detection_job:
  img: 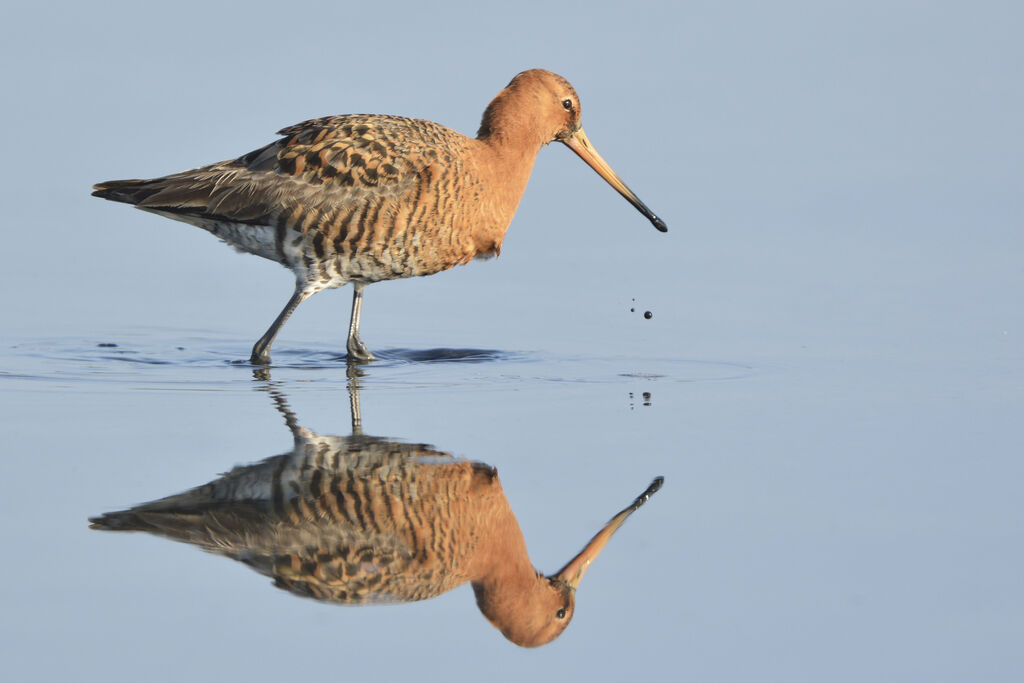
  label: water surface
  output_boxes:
[3,326,1020,681]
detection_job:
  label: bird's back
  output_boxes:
[93,114,496,287]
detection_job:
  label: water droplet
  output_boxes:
[643,311,653,319]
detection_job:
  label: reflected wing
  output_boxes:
[90,440,484,604]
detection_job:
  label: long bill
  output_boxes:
[551,476,664,589]
[561,129,668,233]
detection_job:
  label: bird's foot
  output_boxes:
[250,350,271,365]
[250,341,272,366]
[346,337,376,363]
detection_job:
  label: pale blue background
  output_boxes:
[1,1,1021,681]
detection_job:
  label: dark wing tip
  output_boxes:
[91,179,149,203]
[88,515,110,530]
[88,511,147,531]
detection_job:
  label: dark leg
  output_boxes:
[250,287,311,365]
[346,376,364,435]
[346,282,376,361]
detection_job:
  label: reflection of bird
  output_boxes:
[92,69,666,363]
[90,384,663,647]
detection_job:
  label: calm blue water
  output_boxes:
[3,2,1023,681]
[3,324,1021,681]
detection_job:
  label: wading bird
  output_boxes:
[93,69,666,363]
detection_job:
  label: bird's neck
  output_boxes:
[464,88,551,256]
[465,477,545,623]
[465,476,537,581]
[472,126,544,245]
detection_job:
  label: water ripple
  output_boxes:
[2,333,755,392]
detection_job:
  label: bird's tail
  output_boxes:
[91,178,167,206]
[88,509,169,532]
[88,479,228,532]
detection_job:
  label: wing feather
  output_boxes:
[93,114,468,229]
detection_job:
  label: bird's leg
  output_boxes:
[346,376,364,435]
[346,282,376,362]
[250,287,311,365]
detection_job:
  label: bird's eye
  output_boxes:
[561,99,573,111]
[556,608,567,619]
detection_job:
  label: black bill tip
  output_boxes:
[638,205,668,232]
